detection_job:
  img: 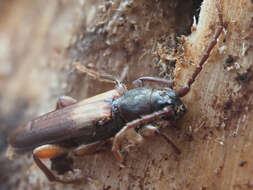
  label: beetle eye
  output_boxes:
[176,104,186,115]
[180,104,186,112]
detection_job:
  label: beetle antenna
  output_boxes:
[177,5,224,97]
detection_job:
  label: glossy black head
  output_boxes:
[150,88,186,119]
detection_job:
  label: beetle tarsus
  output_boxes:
[112,142,124,163]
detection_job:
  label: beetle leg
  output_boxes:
[133,76,174,88]
[56,96,77,109]
[112,106,173,163]
[74,62,125,91]
[33,144,68,159]
[33,145,83,184]
[74,140,111,156]
[138,125,181,154]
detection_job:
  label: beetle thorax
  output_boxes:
[115,88,186,122]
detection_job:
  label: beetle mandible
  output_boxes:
[8,7,224,184]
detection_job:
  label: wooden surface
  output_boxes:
[0,0,252,189]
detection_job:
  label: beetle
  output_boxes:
[8,7,224,184]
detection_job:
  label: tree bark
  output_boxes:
[0,0,252,189]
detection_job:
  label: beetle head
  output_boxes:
[151,88,186,119]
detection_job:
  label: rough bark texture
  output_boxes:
[0,0,252,189]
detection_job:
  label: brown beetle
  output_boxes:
[7,6,224,184]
